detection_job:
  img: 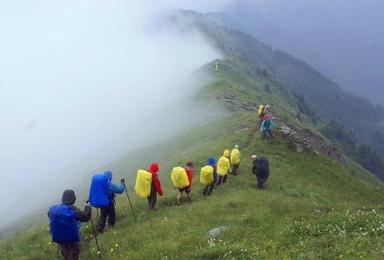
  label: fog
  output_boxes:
[0,1,221,228]
[220,0,384,105]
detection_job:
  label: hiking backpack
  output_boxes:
[200,165,214,185]
[171,166,190,189]
[257,105,265,117]
[48,204,80,243]
[135,170,153,198]
[89,174,110,207]
[217,156,231,176]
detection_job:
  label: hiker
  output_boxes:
[251,155,270,189]
[178,161,193,204]
[257,104,267,126]
[230,145,241,175]
[89,171,124,233]
[171,162,192,205]
[216,149,231,185]
[261,114,273,139]
[48,189,92,260]
[201,157,216,196]
[148,162,163,211]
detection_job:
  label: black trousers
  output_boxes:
[96,203,116,232]
[231,164,240,175]
[59,243,80,260]
[203,183,214,196]
[147,185,157,210]
[216,175,228,185]
[256,172,269,189]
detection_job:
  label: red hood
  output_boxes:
[148,162,159,174]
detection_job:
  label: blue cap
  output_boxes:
[207,157,215,166]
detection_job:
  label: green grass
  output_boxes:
[2,112,384,259]
[1,59,384,259]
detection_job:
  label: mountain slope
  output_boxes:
[173,10,384,180]
[1,54,384,259]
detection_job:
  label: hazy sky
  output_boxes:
[221,0,384,105]
[0,0,219,228]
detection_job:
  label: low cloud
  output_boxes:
[0,0,219,228]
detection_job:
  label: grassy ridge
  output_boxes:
[1,60,384,259]
[1,112,384,259]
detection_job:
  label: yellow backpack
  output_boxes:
[200,165,214,185]
[257,105,265,117]
[217,156,231,176]
[171,166,190,189]
[230,149,241,165]
[135,170,153,198]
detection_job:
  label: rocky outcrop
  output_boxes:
[220,95,256,111]
[276,120,345,164]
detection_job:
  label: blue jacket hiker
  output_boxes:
[48,189,92,260]
[89,171,124,233]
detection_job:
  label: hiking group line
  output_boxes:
[47,105,273,260]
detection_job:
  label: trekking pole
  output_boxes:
[86,201,101,259]
[90,217,102,259]
[122,180,137,221]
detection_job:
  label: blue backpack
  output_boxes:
[89,174,110,207]
[48,204,80,243]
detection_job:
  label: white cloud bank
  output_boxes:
[0,0,219,228]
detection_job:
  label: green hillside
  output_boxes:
[176,11,384,180]
[1,56,384,259]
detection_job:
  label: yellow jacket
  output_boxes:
[217,156,231,176]
[230,149,241,165]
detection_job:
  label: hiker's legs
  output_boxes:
[223,174,228,183]
[258,119,263,129]
[96,206,109,232]
[213,172,218,185]
[59,243,70,260]
[186,188,192,201]
[147,186,157,210]
[203,185,208,195]
[261,129,266,139]
[232,164,239,175]
[108,203,116,227]
[152,193,157,210]
[257,171,268,189]
[207,183,214,195]
[176,190,182,205]
[217,175,223,185]
[60,243,80,260]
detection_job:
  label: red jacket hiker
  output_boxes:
[185,166,193,189]
[148,162,163,196]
